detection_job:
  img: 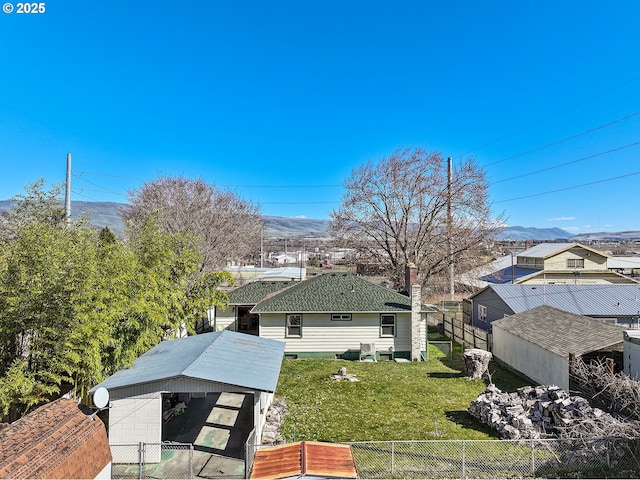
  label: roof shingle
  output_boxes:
[251,273,413,313]
[492,305,625,358]
[0,398,111,479]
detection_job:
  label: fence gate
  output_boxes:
[111,442,193,479]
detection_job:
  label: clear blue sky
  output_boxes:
[2,1,639,233]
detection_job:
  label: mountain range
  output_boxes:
[1,200,639,242]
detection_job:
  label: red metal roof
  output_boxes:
[250,440,358,479]
[0,398,112,479]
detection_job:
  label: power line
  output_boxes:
[492,141,640,184]
[494,169,640,204]
[484,111,640,167]
[460,76,640,158]
[72,173,128,199]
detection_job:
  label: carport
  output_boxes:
[90,330,285,475]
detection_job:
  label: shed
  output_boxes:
[90,330,285,463]
[492,305,625,390]
[623,330,640,380]
[0,398,112,479]
[250,441,358,479]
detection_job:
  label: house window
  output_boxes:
[380,314,396,337]
[286,314,302,337]
[331,313,352,321]
[478,304,487,323]
[567,258,584,269]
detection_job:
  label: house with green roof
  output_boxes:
[216,273,438,361]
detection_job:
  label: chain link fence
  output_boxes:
[346,437,640,479]
[111,442,193,479]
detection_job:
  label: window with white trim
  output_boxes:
[286,314,302,337]
[478,304,487,323]
[380,313,396,337]
[331,313,352,321]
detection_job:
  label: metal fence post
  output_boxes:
[190,443,194,479]
[531,438,535,474]
[461,440,465,479]
[391,441,395,474]
[138,442,144,480]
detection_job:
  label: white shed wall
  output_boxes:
[493,327,569,389]
[259,312,413,353]
[624,337,640,380]
[109,393,163,462]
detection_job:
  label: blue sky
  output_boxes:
[1,1,639,233]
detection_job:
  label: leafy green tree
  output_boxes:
[0,183,233,414]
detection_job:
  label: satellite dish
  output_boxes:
[93,387,110,409]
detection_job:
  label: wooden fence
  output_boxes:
[442,314,492,351]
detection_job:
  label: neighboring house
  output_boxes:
[608,257,640,278]
[466,283,640,332]
[0,398,112,479]
[250,441,358,479]
[623,330,640,380]
[90,331,285,463]
[223,266,306,285]
[249,273,437,361]
[268,252,299,266]
[459,243,639,289]
[492,305,625,390]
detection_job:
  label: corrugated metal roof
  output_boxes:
[251,273,414,313]
[90,331,285,393]
[250,441,358,479]
[227,281,297,305]
[488,284,640,316]
[609,257,640,270]
[493,305,625,358]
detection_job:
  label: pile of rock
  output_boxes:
[330,366,359,382]
[261,397,287,444]
[469,384,619,439]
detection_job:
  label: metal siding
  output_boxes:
[491,284,640,317]
[107,379,250,399]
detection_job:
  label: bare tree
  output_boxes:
[122,176,263,272]
[329,147,503,289]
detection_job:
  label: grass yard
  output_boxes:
[274,344,529,443]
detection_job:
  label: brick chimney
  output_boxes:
[404,264,418,295]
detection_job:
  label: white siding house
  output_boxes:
[250,273,435,361]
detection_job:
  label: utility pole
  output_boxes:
[447,157,454,300]
[64,153,72,224]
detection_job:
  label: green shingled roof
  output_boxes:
[227,281,297,305]
[251,273,413,313]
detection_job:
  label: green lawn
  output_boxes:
[274,344,529,443]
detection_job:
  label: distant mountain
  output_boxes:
[2,200,639,242]
[494,226,573,241]
[263,216,330,238]
[0,200,329,239]
[0,200,128,237]
[570,231,640,242]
